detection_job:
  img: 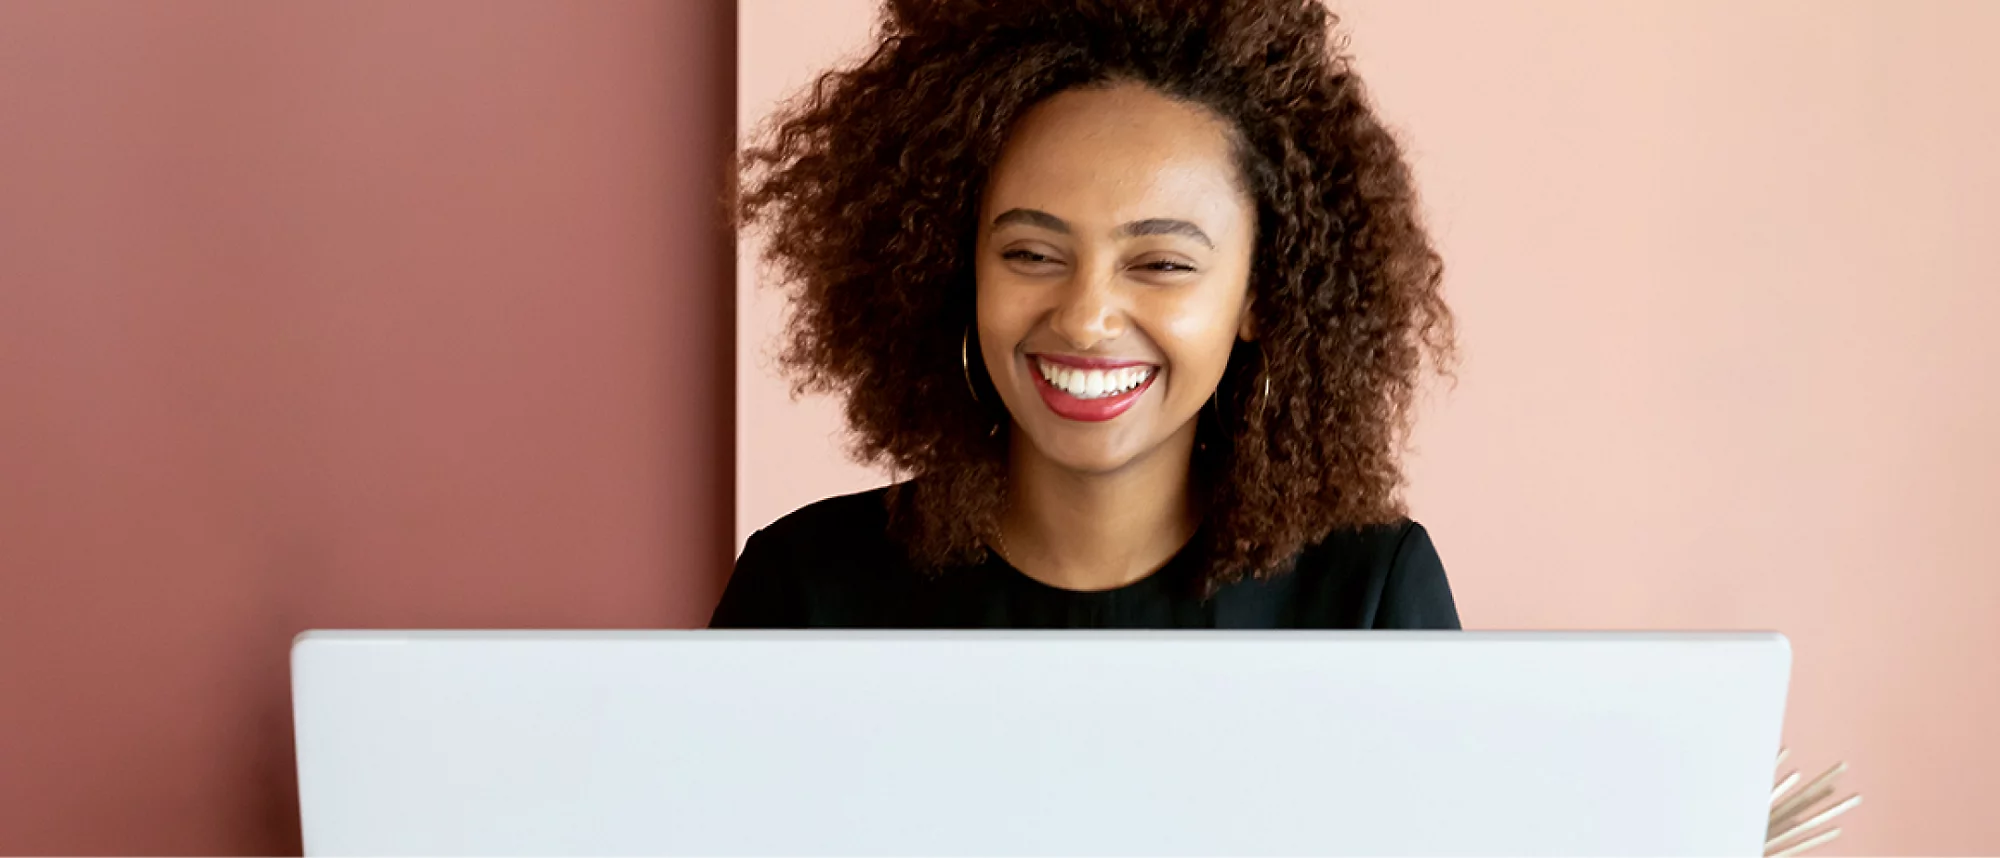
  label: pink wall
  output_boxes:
[737,1,2000,853]
[0,0,735,852]
[734,0,891,549]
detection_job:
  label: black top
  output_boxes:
[712,486,1461,629]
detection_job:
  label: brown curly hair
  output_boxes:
[738,0,1454,591]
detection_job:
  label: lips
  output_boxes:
[1028,354,1159,422]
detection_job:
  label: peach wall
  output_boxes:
[735,0,895,547]
[0,1,735,852]
[737,1,2000,853]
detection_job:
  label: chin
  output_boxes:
[1025,433,1151,476]
[1048,451,1138,476]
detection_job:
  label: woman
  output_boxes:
[717,0,1458,628]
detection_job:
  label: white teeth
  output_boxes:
[1035,358,1155,400]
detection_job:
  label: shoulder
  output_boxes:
[1306,518,1436,572]
[1290,518,1461,629]
[709,485,902,628]
[750,484,896,553]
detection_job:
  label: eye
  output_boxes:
[1000,248,1067,273]
[1002,249,1055,264]
[1136,259,1197,274]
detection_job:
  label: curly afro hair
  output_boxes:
[738,0,1455,591]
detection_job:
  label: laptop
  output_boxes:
[291,630,1790,856]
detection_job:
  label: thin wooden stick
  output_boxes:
[1771,762,1846,822]
[1771,771,1800,804]
[1767,794,1862,852]
[1770,826,1840,857]
[1770,784,1834,835]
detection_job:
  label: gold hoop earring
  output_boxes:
[961,325,981,406]
[1209,375,1272,416]
[963,325,1003,438]
[1209,359,1273,428]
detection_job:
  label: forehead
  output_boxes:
[981,83,1252,230]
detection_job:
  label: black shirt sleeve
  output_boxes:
[1373,521,1462,630]
[710,529,806,628]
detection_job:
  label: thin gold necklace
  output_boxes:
[990,526,1014,565]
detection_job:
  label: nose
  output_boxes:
[1047,268,1125,351]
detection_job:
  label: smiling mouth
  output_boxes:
[1033,357,1158,399]
[1028,355,1159,423]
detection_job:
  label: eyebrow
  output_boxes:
[990,208,1214,249]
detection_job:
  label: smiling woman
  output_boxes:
[718,0,1458,627]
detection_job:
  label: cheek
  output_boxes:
[975,271,1033,339]
[1152,289,1248,387]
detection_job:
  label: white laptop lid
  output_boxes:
[292,630,1790,856]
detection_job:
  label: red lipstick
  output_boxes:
[1027,354,1159,423]
[1034,353,1155,370]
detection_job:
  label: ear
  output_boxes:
[1236,291,1258,342]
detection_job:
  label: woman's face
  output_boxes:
[976,82,1257,476]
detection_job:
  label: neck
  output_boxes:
[1000,423,1200,591]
